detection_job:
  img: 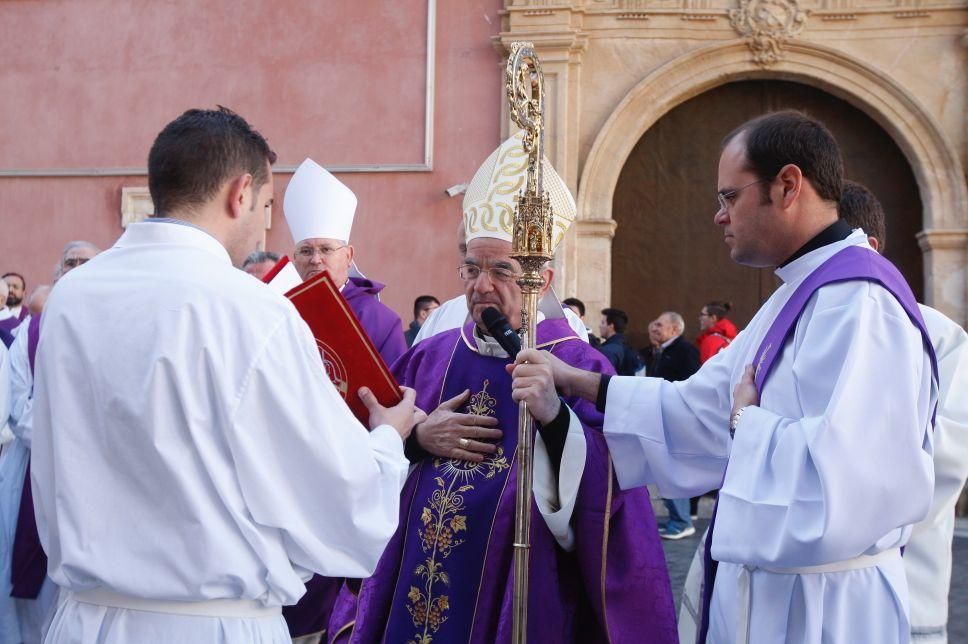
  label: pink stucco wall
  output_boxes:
[0,0,504,321]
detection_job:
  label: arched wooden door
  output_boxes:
[610,80,923,350]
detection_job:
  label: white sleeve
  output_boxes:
[228,314,410,579]
[603,353,735,498]
[7,332,32,446]
[715,287,935,568]
[533,406,586,550]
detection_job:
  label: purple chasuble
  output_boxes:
[283,277,406,638]
[329,318,677,644]
[11,314,45,599]
[343,276,407,367]
[695,245,939,644]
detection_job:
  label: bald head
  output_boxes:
[652,311,685,343]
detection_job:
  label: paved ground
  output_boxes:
[654,495,968,639]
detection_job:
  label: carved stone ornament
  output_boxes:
[729,0,808,67]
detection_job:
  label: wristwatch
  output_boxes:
[729,406,747,438]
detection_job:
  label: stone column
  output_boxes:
[917,229,968,327]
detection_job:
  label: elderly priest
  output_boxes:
[327,131,678,643]
[284,158,407,366]
[29,107,421,644]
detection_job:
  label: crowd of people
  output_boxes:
[0,105,964,644]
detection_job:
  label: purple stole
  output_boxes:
[0,315,20,336]
[11,314,46,599]
[695,245,939,644]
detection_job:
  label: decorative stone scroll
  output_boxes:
[729,0,808,66]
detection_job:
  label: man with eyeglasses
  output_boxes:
[284,158,407,371]
[511,110,938,644]
[326,131,677,643]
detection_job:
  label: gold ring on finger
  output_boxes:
[459,438,470,449]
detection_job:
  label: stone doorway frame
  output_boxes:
[570,40,968,326]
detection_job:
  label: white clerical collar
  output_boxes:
[8,304,22,318]
[774,229,871,286]
[473,329,509,358]
[119,218,232,265]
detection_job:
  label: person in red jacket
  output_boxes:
[696,300,738,364]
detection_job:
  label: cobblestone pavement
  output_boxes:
[655,496,968,640]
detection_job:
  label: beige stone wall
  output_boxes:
[497,0,968,326]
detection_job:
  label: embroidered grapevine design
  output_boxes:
[406,380,510,643]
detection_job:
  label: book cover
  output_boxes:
[264,259,402,424]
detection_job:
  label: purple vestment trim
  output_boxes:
[343,277,407,367]
[11,314,45,599]
[695,245,940,644]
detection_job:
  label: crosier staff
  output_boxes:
[505,41,555,644]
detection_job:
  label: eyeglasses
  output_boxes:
[458,264,521,283]
[296,245,347,259]
[717,178,771,212]
[63,257,90,269]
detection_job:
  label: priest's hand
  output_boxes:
[508,348,601,404]
[414,389,502,463]
[508,349,562,425]
[731,364,760,418]
[360,386,426,440]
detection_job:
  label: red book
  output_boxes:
[264,258,402,424]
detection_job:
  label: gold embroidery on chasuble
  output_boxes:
[406,380,510,644]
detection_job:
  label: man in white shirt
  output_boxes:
[512,110,937,643]
[30,106,422,644]
[838,179,968,643]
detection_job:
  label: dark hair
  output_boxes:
[242,250,281,269]
[839,180,887,252]
[148,106,277,217]
[704,300,732,320]
[601,308,629,334]
[723,110,844,204]
[562,297,586,317]
[413,295,440,320]
[2,272,25,289]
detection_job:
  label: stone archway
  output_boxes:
[570,39,968,325]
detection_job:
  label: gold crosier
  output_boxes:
[506,42,555,644]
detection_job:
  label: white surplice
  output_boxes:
[905,305,968,643]
[0,328,58,644]
[604,231,936,644]
[30,220,410,643]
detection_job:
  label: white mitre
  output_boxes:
[461,130,576,249]
[283,158,357,244]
